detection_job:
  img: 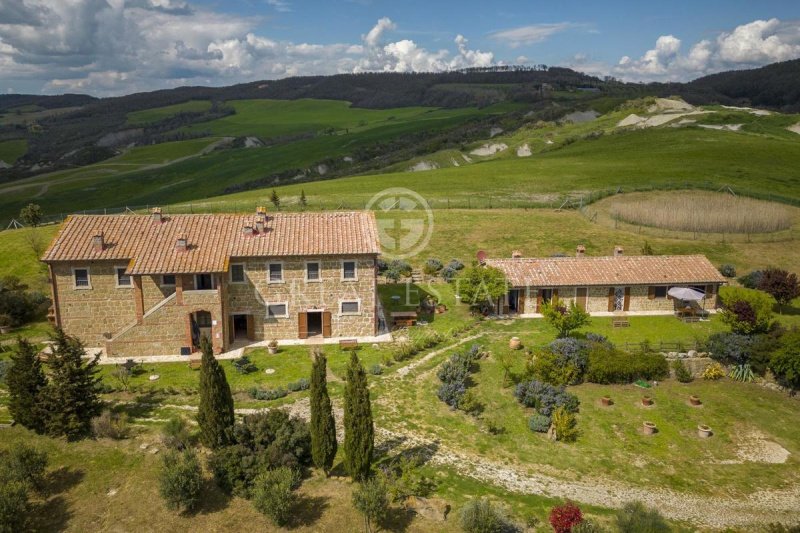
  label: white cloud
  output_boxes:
[613,18,800,81]
[489,23,577,48]
[0,3,496,95]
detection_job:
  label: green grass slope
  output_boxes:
[0,139,27,163]
[126,100,212,125]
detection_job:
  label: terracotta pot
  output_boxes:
[0,326,10,335]
[509,337,521,350]
[436,304,447,314]
[268,346,278,355]
[689,395,702,406]
[697,425,713,438]
[601,396,613,406]
[643,421,657,435]
[641,396,654,406]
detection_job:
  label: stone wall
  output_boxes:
[519,284,719,314]
[51,261,138,347]
[226,255,377,339]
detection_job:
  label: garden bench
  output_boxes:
[391,311,418,328]
[188,356,202,369]
[339,339,359,351]
[612,318,630,328]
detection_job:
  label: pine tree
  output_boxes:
[40,329,102,440]
[270,189,281,209]
[7,337,47,432]
[299,190,307,209]
[343,352,373,481]
[196,336,234,449]
[310,349,337,475]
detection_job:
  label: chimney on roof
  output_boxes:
[511,250,523,259]
[255,218,265,234]
[151,207,163,224]
[242,224,255,237]
[256,206,267,219]
[614,246,624,257]
[176,235,188,252]
[91,232,104,252]
[576,244,586,258]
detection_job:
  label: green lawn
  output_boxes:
[127,100,212,125]
[0,138,27,163]
[0,225,57,291]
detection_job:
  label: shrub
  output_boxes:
[249,386,288,401]
[572,520,604,532]
[437,380,467,409]
[441,265,459,282]
[738,270,764,289]
[528,413,551,433]
[0,444,48,492]
[514,380,580,417]
[0,481,29,533]
[91,409,129,440]
[376,259,388,273]
[455,266,508,310]
[352,477,389,533]
[368,364,383,375]
[458,390,484,415]
[769,329,800,391]
[0,360,8,385]
[252,466,299,526]
[528,349,582,386]
[672,360,693,383]
[231,356,257,374]
[459,498,510,533]
[161,416,192,450]
[210,410,311,496]
[542,302,590,338]
[437,344,482,409]
[549,338,590,375]
[423,258,444,276]
[702,362,725,380]
[551,406,579,442]
[388,259,412,277]
[758,268,800,309]
[707,332,754,366]
[0,276,50,327]
[719,286,775,335]
[718,264,737,278]
[287,378,309,392]
[158,449,203,513]
[729,363,755,382]
[549,501,583,533]
[615,501,670,533]
[585,346,668,384]
[447,258,465,271]
[385,268,402,283]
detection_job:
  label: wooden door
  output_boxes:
[298,312,308,339]
[576,288,588,311]
[518,292,526,314]
[623,287,631,311]
[552,288,559,305]
[228,316,235,344]
[607,288,615,312]
[246,314,255,341]
[322,311,332,338]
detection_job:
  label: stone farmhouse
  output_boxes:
[486,246,727,316]
[41,208,381,357]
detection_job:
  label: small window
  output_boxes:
[342,260,357,280]
[74,268,90,288]
[306,262,320,281]
[115,267,131,287]
[230,263,245,284]
[654,286,668,299]
[161,274,176,286]
[269,263,283,282]
[340,301,360,314]
[195,312,212,328]
[267,303,288,318]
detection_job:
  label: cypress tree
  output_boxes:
[7,337,47,432]
[40,328,102,440]
[309,349,337,475]
[196,336,235,449]
[343,352,373,481]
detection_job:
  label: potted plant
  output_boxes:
[697,424,713,438]
[643,421,657,435]
[509,337,522,350]
[0,314,12,335]
[689,395,702,406]
[641,395,654,406]
[267,339,279,355]
[601,395,613,406]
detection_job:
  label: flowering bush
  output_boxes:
[514,379,579,417]
[702,362,725,380]
[549,501,583,533]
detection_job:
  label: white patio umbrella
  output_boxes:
[667,287,705,301]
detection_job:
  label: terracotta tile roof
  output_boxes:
[486,255,726,287]
[42,212,380,274]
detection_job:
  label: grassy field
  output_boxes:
[127,100,212,125]
[0,139,27,163]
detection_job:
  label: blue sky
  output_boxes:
[0,0,798,95]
